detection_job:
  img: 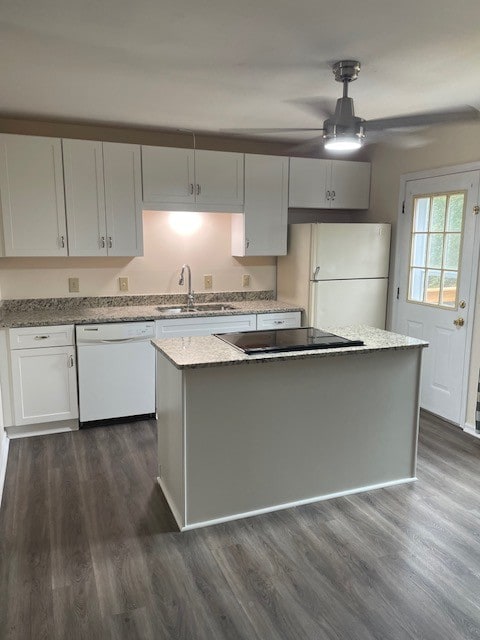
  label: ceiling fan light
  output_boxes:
[323,118,365,152]
[324,138,362,151]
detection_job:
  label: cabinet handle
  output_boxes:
[273,320,285,325]
[189,183,194,195]
[68,355,74,368]
[108,236,113,249]
[331,190,336,200]
[196,184,201,196]
[34,335,50,340]
[326,190,331,201]
[60,235,65,248]
[100,236,106,248]
[246,238,250,249]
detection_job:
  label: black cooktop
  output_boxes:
[214,327,364,354]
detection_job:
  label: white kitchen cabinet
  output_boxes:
[142,146,244,212]
[289,157,370,209]
[9,325,78,427]
[256,311,302,330]
[0,134,67,256]
[231,154,289,257]
[64,140,143,256]
[156,314,256,338]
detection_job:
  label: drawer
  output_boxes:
[256,312,302,330]
[9,325,75,349]
[156,314,256,338]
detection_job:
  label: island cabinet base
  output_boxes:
[156,348,422,531]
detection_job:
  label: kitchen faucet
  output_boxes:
[179,264,195,308]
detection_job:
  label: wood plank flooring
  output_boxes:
[1,412,480,639]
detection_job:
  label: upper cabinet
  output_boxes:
[232,154,289,257]
[142,146,244,212]
[289,158,371,209]
[0,134,68,256]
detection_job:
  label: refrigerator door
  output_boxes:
[310,279,389,329]
[312,223,391,280]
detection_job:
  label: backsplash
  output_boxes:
[0,290,275,312]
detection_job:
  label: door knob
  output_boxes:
[453,317,465,327]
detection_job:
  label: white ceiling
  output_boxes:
[1,0,479,144]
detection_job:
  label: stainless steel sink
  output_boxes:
[156,303,237,314]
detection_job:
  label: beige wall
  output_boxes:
[0,211,275,298]
[366,120,480,428]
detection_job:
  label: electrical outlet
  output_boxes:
[204,274,213,289]
[242,274,251,287]
[119,277,129,292]
[68,277,80,293]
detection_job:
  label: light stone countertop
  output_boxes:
[0,299,303,329]
[151,325,428,369]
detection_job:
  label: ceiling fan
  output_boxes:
[229,60,480,152]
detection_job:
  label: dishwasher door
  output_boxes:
[76,323,155,423]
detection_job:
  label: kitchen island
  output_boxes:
[152,326,427,531]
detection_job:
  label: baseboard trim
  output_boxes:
[0,431,10,508]
[6,420,79,439]
[462,422,480,440]
[174,476,417,532]
[156,476,184,531]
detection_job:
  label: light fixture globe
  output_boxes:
[323,117,365,151]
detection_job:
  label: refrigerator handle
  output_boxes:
[312,266,320,281]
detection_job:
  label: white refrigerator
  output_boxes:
[277,223,391,329]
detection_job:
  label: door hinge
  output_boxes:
[396,287,400,300]
[473,204,480,215]
[402,201,405,214]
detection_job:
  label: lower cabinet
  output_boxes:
[9,325,78,427]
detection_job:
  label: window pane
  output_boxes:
[413,198,430,232]
[426,270,441,304]
[427,234,444,268]
[441,271,458,307]
[430,195,446,232]
[409,268,425,302]
[444,234,461,270]
[446,193,464,231]
[411,233,427,267]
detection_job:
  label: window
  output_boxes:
[408,191,465,308]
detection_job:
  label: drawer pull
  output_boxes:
[68,355,74,368]
[34,335,50,340]
[273,320,285,325]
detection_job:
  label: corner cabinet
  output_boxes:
[231,154,289,257]
[63,139,143,257]
[289,158,371,209]
[0,134,68,256]
[142,146,244,212]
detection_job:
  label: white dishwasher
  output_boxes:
[76,322,155,425]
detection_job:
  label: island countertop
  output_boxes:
[152,325,428,369]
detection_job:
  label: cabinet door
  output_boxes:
[329,160,371,209]
[156,315,256,337]
[0,134,67,256]
[103,142,143,256]
[63,139,107,256]
[194,150,244,208]
[288,157,329,208]
[10,346,78,426]
[232,154,288,256]
[142,146,195,205]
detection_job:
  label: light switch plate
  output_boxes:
[68,277,80,293]
[204,274,213,289]
[119,277,129,292]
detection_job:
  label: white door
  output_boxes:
[393,171,480,424]
[10,346,78,425]
[63,139,107,256]
[194,150,244,208]
[0,134,67,256]
[142,146,195,205]
[288,157,329,208]
[103,142,143,256]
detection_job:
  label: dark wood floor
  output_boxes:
[1,412,480,639]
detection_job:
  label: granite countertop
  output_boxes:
[152,325,428,369]
[0,294,303,328]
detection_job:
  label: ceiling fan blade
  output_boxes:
[288,97,336,121]
[289,138,323,154]
[367,106,480,131]
[222,128,324,134]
